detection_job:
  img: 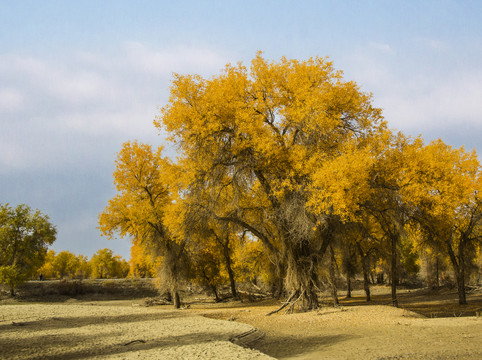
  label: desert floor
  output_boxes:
[1,286,481,359]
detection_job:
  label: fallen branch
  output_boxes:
[124,339,146,346]
[230,328,265,347]
[12,322,26,326]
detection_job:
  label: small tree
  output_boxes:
[76,254,91,279]
[99,141,187,308]
[52,251,79,279]
[0,203,56,295]
[38,250,56,279]
[90,248,116,279]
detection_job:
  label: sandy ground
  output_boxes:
[1,297,481,359]
[196,302,482,359]
[0,300,273,360]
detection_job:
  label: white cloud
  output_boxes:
[123,42,228,77]
[373,69,482,135]
[340,41,482,145]
[0,88,24,112]
[368,42,394,54]
[0,44,228,172]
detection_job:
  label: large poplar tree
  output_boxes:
[156,53,384,310]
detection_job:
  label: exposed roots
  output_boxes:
[266,289,312,316]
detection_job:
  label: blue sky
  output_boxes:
[1,0,481,259]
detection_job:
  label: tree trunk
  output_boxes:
[363,271,371,302]
[211,285,220,302]
[330,246,339,306]
[446,239,467,305]
[391,234,398,307]
[377,273,384,284]
[357,244,371,301]
[456,242,467,305]
[361,259,371,301]
[272,275,285,299]
[435,257,440,289]
[173,290,181,309]
[455,271,467,305]
[346,274,352,298]
[286,251,320,310]
[222,244,238,299]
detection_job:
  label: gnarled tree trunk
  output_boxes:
[447,238,467,305]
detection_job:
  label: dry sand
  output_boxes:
[0,301,273,359]
[1,298,481,359]
[195,302,482,359]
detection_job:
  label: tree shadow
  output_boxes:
[1,329,244,360]
[0,311,185,332]
[253,333,357,359]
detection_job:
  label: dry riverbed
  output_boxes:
[0,300,272,359]
[1,287,482,359]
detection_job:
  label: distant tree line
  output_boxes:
[0,202,132,295]
[38,248,129,280]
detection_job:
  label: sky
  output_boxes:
[1,0,481,259]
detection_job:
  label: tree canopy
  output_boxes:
[0,203,56,295]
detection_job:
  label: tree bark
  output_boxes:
[357,243,371,301]
[455,271,467,305]
[391,234,398,307]
[272,275,285,299]
[173,290,181,309]
[446,239,467,305]
[346,274,352,298]
[363,270,371,302]
[222,243,238,299]
[435,257,440,289]
[211,285,220,302]
[330,246,339,306]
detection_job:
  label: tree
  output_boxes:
[76,254,91,279]
[38,250,56,279]
[156,53,384,310]
[408,140,482,304]
[90,248,128,279]
[99,141,187,308]
[52,251,79,279]
[0,203,56,295]
[128,239,159,278]
[180,180,243,299]
[90,248,116,279]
